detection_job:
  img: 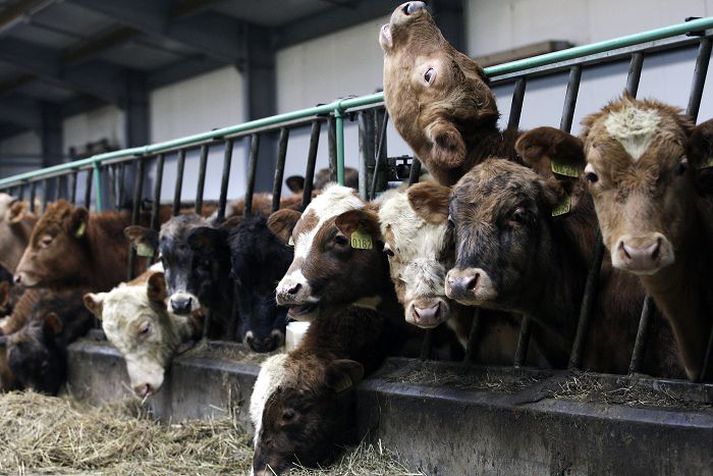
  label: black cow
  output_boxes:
[228,215,292,352]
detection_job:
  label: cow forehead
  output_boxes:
[603,106,661,162]
[159,214,205,241]
[293,184,364,259]
[379,192,448,259]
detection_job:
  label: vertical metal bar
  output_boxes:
[686,37,712,122]
[559,65,582,133]
[244,134,260,216]
[217,139,234,222]
[369,111,389,200]
[41,178,49,213]
[194,144,209,215]
[127,158,145,280]
[419,329,433,360]
[302,121,321,209]
[57,175,64,200]
[357,110,374,200]
[150,154,165,231]
[18,183,25,201]
[507,78,527,130]
[107,165,117,209]
[173,149,186,216]
[625,52,645,97]
[92,162,103,211]
[29,182,36,213]
[568,231,606,369]
[699,322,713,382]
[408,158,422,185]
[327,117,337,182]
[118,163,126,208]
[463,308,481,363]
[69,170,78,205]
[84,169,93,210]
[334,109,345,185]
[271,128,290,212]
[629,295,655,373]
[514,315,532,367]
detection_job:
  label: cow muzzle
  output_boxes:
[445,267,497,305]
[612,233,674,275]
[13,270,39,287]
[245,329,285,353]
[169,292,200,315]
[406,298,449,328]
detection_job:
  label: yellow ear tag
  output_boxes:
[551,160,581,178]
[75,222,86,238]
[552,194,572,217]
[136,243,155,257]
[350,229,373,250]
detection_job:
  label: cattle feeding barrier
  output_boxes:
[1,16,713,386]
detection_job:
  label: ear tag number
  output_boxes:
[552,194,572,217]
[350,229,373,250]
[136,243,155,257]
[551,160,581,178]
[75,222,86,238]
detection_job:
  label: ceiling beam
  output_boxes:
[0,0,57,36]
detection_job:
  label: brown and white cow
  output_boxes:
[0,194,36,273]
[14,200,143,291]
[519,96,713,380]
[84,265,202,398]
[380,2,519,186]
[445,151,682,375]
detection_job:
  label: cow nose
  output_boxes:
[170,296,192,314]
[615,235,671,274]
[287,283,302,295]
[403,1,426,15]
[447,272,479,296]
[411,302,443,327]
[134,383,153,398]
[13,274,21,285]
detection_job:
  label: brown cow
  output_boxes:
[520,96,713,380]
[380,2,519,186]
[0,194,37,273]
[445,153,682,375]
[14,200,143,291]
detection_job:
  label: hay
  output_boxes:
[0,392,419,476]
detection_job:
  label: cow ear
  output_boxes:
[687,119,713,193]
[42,312,63,335]
[407,182,451,224]
[335,209,381,241]
[515,127,585,181]
[267,209,302,244]
[83,292,106,318]
[325,359,364,394]
[147,272,168,305]
[425,119,466,170]
[70,208,89,239]
[7,200,27,224]
[124,225,158,257]
[187,226,225,252]
[285,175,305,193]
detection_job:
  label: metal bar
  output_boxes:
[408,158,422,185]
[625,52,645,97]
[629,295,655,374]
[53,176,60,201]
[244,134,259,216]
[29,182,36,213]
[217,139,234,223]
[419,329,433,361]
[559,65,582,133]
[127,158,145,280]
[69,171,77,204]
[41,178,49,212]
[194,145,209,215]
[514,315,532,367]
[369,111,389,200]
[172,149,186,216]
[302,121,321,209]
[150,154,165,231]
[686,37,712,122]
[92,162,103,211]
[271,128,290,212]
[327,117,337,182]
[18,183,25,201]
[507,78,527,130]
[357,110,373,200]
[84,169,93,210]
[699,322,713,382]
[334,109,345,185]
[464,308,481,363]
[118,163,126,208]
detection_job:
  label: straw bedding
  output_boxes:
[0,392,418,475]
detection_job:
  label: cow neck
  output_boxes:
[638,197,713,380]
[85,213,132,291]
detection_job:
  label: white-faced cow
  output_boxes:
[0,194,36,274]
[380,2,519,186]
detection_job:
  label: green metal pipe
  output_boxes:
[92,161,103,211]
[0,18,711,188]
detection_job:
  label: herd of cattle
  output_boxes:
[0,2,710,474]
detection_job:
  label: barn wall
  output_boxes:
[0,131,41,178]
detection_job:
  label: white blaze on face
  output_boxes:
[250,353,289,447]
[604,106,661,161]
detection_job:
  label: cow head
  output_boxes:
[379,182,454,328]
[445,146,586,317]
[6,311,64,395]
[15,200,90,288]
[268,184,388,321]
[229,215,292,353]
[84,271,191,398]
[250,354,363,475]
[380,2,498,184]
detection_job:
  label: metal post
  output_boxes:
[84,169,93,210]
[217,139,234,223]
[369,111,389,200]
[334,108,346,186]
[127,158,145,280]
[29,182,36,213]
[150,154,165,231]
[271,128,290,212]
[507,78,527,130]
[328,117,337,182]
[69,171,77,205]
[173,150,186,216]
[194,145,209,216]
[419,329,433,360]
[118,163,126,208]
[302,121,321,209]
[92,162,103,211]
[464,308,481,363]
[686,37,712,122]
[357,110,375,200]
[244,134,260,216]
[408,158,422,185]
[18,183,24,201]
[625,52,644,97]
[559,65,582,133]
[41,178,49,213]
[629,295,655,373]
[514,315,532,367]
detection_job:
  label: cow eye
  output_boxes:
[584,164,599,184]
[138,323,151,336]
[40,235,53,248]
[282,409,296,422]
[424,67,436,85]
[510,207,529,224]
[334,234,349,246]
[675,157,688,176]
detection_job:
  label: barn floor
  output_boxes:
[0,392,419,476]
